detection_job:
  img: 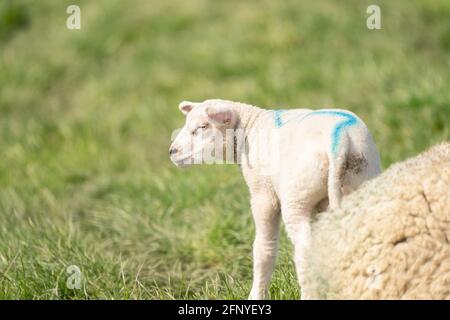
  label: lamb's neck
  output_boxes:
[231,102,268,169]
[233,102,266,135]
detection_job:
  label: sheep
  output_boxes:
[169,99,381,299]
[305,142,450,299]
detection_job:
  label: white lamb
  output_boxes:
[169,99,381,299]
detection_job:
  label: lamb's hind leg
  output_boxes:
[282,204,314,299]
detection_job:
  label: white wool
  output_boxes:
[305,142,450,299]
[170,99,382,299]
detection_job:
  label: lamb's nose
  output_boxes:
[169,147,178,155]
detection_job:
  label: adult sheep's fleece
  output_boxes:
[306,142,450,299]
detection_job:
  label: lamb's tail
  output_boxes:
[327,133,349,210]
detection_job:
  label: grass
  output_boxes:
[0,0,449,299]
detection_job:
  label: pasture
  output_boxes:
[0,0,449,299]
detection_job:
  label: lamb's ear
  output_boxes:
[179,101,196,115]
[204,105,237,127]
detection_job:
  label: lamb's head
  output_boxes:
[169,100,239,167]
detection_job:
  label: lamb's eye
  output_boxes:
[192,124,208,135]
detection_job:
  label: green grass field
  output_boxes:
[0,0,449,299]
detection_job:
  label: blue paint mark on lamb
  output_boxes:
[273,109,285,128]
[273,109,359,156]
[303,110,358,156]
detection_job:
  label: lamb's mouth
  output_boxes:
[170,153,193,167]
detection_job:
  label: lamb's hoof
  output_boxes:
[248,289,268,300]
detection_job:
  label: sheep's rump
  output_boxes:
[307,142,450,299]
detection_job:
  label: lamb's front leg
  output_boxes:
[248,193,280,300]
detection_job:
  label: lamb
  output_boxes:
[305,142,450,299]
[169,99,381,299]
